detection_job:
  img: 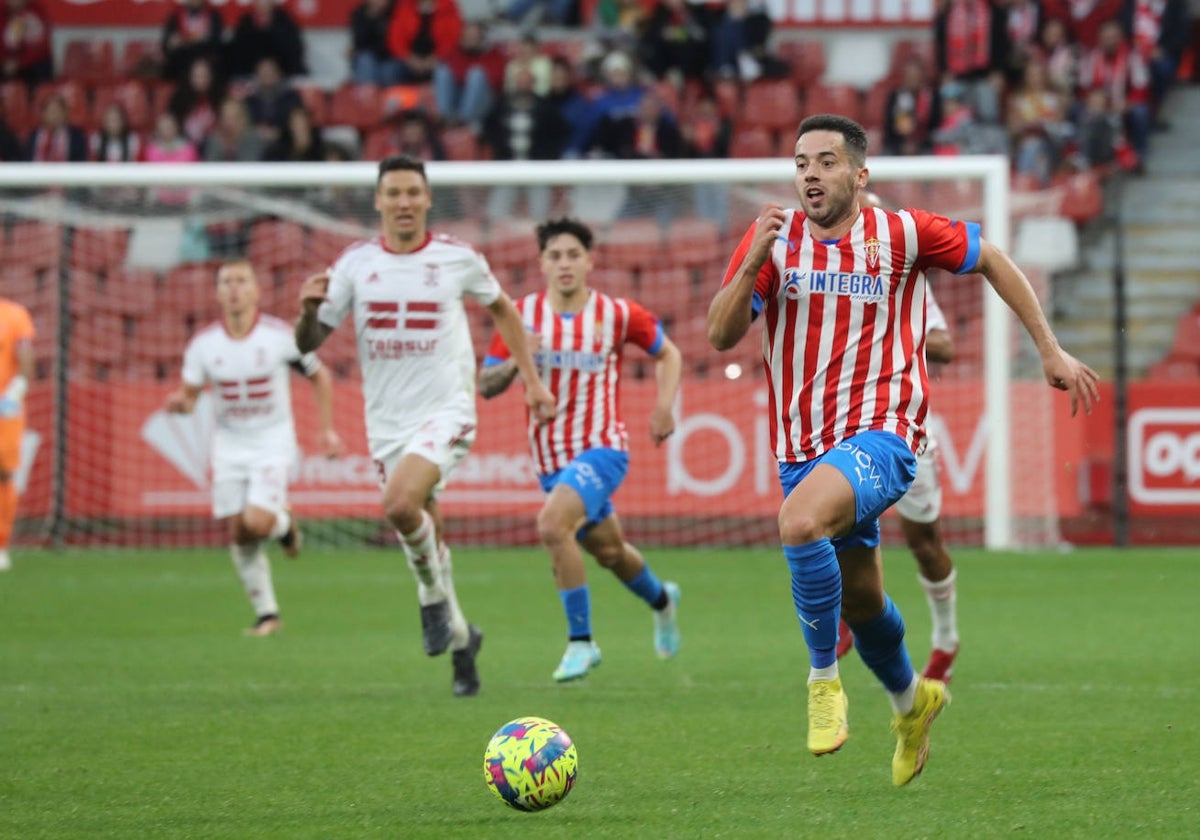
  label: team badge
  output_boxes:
[864,238,881,269]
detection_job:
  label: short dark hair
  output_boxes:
[377,154,428,188]
[797,114,868,167]
[536,217,594,252]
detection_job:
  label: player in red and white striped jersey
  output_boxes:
[709,114,1098,785]
[295,155,554,697]
[479,218,683,683]
[166,259,344,637]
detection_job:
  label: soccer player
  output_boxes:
[166,259,344,636]
[294,154,555,698]
[836,282,961,683]
[708,114,1098,785]
[0,296,35,572]
[478,218,684,683]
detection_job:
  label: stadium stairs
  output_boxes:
[1049,84,1200,380]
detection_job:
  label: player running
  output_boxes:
[478,218,683,683]
[0,296,34,572]
[166,259,344,636]
[294,154,554,697]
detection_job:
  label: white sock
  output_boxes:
[267,509,291,540]
[437,544,471,650]
[231,541,278,618]
[919,568,959,652]
[399,511,445,604]
[890,674,919,715]
[808,664,839,684]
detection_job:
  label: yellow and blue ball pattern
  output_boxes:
[483,716,578,811]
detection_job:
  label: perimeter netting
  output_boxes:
[1,160,1059,548]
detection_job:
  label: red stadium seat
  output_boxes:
[485,219,540,271]
[441,125,482,161]
[31,81,90,128]
[95,272,158,318]
[361,126,397,161]
[776,39,828,85]
[73,312,127,367]
[666,217,722,269]
[802,84,862,124]
[888,39,935,82]
[160,262,222,323]
[596,218,667,271]
[729,127,774,159]
[2,222,64,272]
[119,40,162,79]
[0,81,33,135]
[328,82,385,131]
[293,84,329,125]
[636,267,693,324]
[61,39,115,83]
[1148,356,1200,379]
[1168,306,1200,361]
[248,219,308,273]
[71,227,130,275]
[90,81,152,133]
[713,78,741,119]
[308,228,362,268]
[1056,172,1104,224]
[861,80,892,131]
[741,79,801,133]
[589,268,636,300]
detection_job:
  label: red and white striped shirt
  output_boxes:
[721,206,980,462]
[484,290,663,475]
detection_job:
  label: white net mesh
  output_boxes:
[1,159,1058,549]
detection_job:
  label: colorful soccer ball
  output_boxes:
[483,716,578,811]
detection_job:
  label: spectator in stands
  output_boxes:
[26,94,85,162]
[243,55,303,146]
[1001,0,1043,84]
[567,50,646,159]
[1071,87,1121,170]
[265,103,326,162]
[482,65,568,219]
[931,80,1009,155]
[227,0,307,80]
[203,98,264,162]
[882,56,942,156]
[0,107,21,160]
[591,0,648,53]
[386,0,462,84]
[90,102,142,162]
[546,55,588,146]
[1035,16,1080,97]
[594,88,682,160]
[351,0,405,87]
[709,0,787,82]
[1,0,51,86]
[373,109,447,160]
[1079,19,1152,165]
[1121,0,1189,123]
[168,55,226,149]
[1042,0,1123,49]
[1007,57,1071,186]
[681,93,732,230]
[501,0,578,26]
[640,0,710,84]
[433,21,504,133]
[143,111,199,206]
[934,0,1010,123]
[503,33,552,95]
[160,0,224,84]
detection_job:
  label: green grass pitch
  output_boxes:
[2,545,1198,838]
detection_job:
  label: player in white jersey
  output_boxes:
[708,114,1098,785]
[294,154,555,697]
[478,218,684,683]
[166,259,344,637]
[837,280,961,682]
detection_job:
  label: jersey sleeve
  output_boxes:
[910,209,982,275]
[317,251,356,329]
[925,284,949,333]
[624,300,664,355]
[180,337,206,388]
[462,248,503,308]
[721,219,777,318]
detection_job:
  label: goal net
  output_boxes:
[1,158,1061,551]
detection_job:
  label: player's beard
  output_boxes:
[803,186,855,230]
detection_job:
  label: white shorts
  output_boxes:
[372,405,476,494]
[211,456,295,520]
[893,439,942,524]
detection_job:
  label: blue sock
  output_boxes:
[623,566,665,609]
[783,541,841,669]
[850,595,915,693]
[559,585,591,641]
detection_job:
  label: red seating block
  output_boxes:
[61,39,115,83]
[741,79,801,133]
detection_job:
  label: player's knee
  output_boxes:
[238,510,273,541]
[382,495,421,531]
[590,541,625,569]
[535,509,572,548]
[778,511,823,546]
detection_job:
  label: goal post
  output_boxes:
[0,156,1042,550]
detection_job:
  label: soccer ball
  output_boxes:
[483,716,578,811]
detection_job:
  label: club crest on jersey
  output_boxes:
[424,264,440,287]
[864,238,881,269]
[367,272,380,283]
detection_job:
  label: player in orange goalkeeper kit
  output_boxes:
[0,297,35,571]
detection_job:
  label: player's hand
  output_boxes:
[649,407,675,447]
[164,390,190,414]
[318,428,346,459]
[1043,348,1100,417]
[299,273,330,315]
[0,396,20,418]
[526,381,556,425]
[747,203,787,268]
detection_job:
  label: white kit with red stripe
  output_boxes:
[181,313,321,463]
[318,233,502,457]
[486,290,661,475]
[721,205,980,463]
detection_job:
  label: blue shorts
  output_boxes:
[777,430,917,552]
[538,448,630,533]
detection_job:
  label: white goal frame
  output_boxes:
[0,156,1015,548]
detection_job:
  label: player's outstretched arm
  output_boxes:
[295,273,334,353]
[487,294,556,423]
[164,382,203,414]
[708,204,785,351]
[926,327,954,364]
[478,358,519,399]
[649,336,682,446]
[306,364,345,458]
[975,240,1100,415]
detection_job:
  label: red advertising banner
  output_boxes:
[41,0,347,28]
